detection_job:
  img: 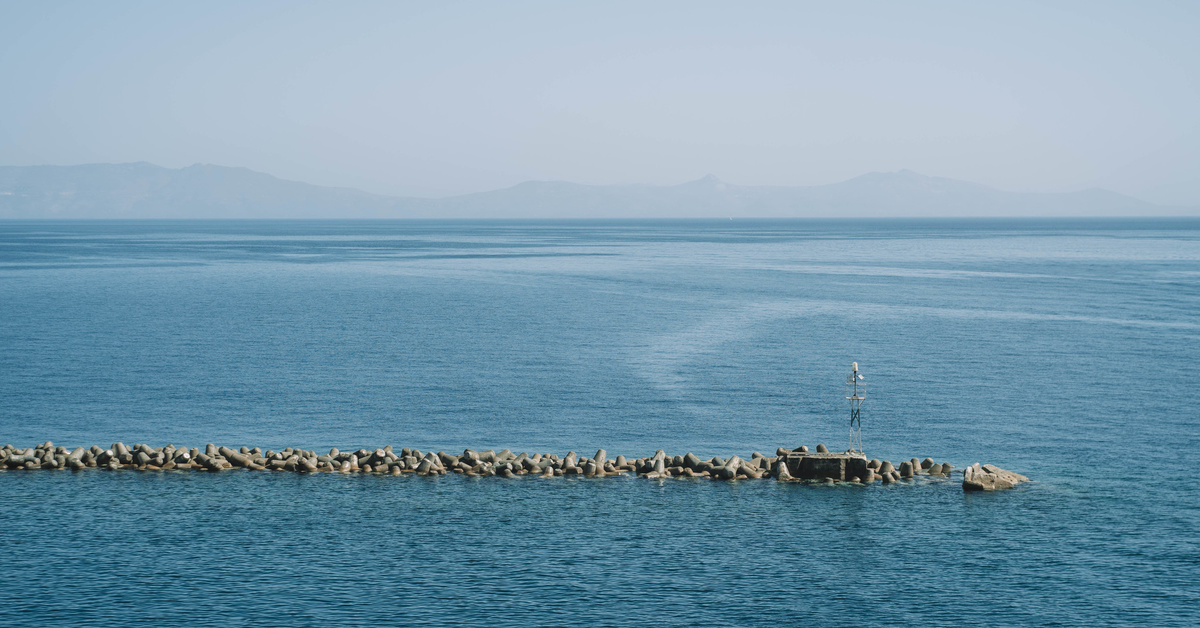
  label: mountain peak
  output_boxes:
[675,174,726,188]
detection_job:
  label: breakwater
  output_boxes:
[0,441,1028,490]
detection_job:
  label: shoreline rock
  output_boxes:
[962,463,1030,491]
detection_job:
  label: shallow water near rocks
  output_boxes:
[1,219,1198,626]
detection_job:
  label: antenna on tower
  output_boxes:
[846,362,864,453]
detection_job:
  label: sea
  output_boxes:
[1,219,1197,626]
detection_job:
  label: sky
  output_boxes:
[1,1,1197,204]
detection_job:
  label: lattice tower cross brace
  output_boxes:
[847,362,864,453]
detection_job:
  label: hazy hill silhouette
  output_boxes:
[0,162,1183,219]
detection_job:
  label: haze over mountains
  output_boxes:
[0,162,1188,219]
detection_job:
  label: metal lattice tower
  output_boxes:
[845,362,864,453]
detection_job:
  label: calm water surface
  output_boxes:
[1,219,1198,626]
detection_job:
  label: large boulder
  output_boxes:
[962,463,1029,491]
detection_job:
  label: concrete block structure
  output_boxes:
[785,451,869,481]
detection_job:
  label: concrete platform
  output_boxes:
[784,451,869,481]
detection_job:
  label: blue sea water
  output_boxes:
[1,219,1198,626]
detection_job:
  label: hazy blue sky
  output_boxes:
[1,1,1197,203]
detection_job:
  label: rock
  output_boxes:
[867,459,880,470]
[593,449,607,468]
[816,444,828,453]
[796,446,809,453]
[862,469,875,483]
[921,457,935,470]
[878,460,894,474]
[683,453,701,470]
[940,462,953,475]
[899,461,914,478]
[963,463,1029,491]
[776,447,791,457]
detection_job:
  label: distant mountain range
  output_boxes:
[0,162,1190,219]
